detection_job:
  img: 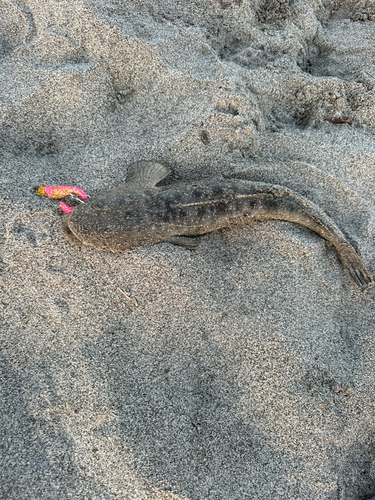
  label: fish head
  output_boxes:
[63,185,164,251]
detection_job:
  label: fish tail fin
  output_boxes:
[338,243,373,287]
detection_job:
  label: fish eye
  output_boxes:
[92,201,105,209]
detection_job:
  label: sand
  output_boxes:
[1,1,375,499]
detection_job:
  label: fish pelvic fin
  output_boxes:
[126,162,170,188]
[163,235,202,250]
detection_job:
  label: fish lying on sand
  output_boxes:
[63,162,372,287]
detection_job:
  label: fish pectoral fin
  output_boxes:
[163,235,201,250]
[63,221,83,246]
[126,162,170,187]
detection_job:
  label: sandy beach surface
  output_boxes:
[1,1,375,498]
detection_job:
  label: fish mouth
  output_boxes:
[63,219,83,246]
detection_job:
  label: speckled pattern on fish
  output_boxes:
[64,162,373,287]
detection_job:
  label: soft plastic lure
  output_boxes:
[36,185,88,201]
[59,202,76,214]
[36,185,87,214]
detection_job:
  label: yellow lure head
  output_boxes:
[36,185,47,196]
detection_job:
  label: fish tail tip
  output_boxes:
[349,264,373,288]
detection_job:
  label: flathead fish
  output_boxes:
[63,162,372,287]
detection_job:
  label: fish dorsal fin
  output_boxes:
[126,162,170,187]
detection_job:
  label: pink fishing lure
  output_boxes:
[59,202,76,214]
[36,185,88,201]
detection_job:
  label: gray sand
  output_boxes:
[1,1,375,499]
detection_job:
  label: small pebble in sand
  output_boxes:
[324,117,353,125]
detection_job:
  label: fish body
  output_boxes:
[64,162,372,287]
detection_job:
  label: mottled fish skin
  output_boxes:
[64,163,372,287]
